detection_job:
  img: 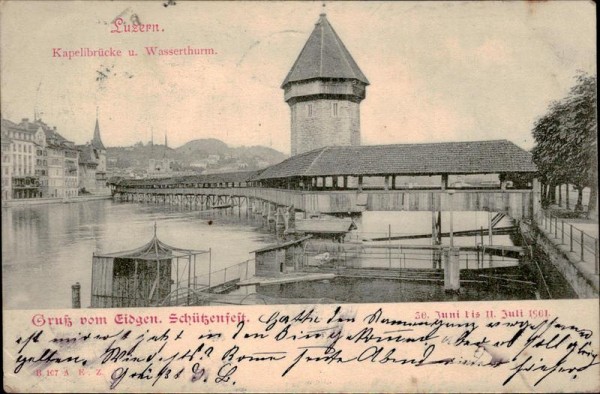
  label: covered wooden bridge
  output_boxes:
[109,139,539,220]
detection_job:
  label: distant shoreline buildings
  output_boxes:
[1,116,109,200]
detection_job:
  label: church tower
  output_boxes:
[91,115,107,174]
[282,13,369,156]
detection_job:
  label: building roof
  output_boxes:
[43,128,68,143]
[0,118,18,129]
[294,218,357,234]
[253,140,537,180]
[113,170,263,187]
[92,118,106,150]
[281,13,369,88]
[252,235,312,254]
[1,118,34,139]
[21,119,47,134]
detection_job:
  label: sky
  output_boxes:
[0,1,596,154]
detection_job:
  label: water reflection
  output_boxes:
[2,201,274,310]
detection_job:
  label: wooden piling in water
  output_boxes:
[443,247,460,292]
[71,282,81,308]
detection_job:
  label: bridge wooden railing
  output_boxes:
[113,186,537,219]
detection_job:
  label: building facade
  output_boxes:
[1,127,12,201]
[1,116,110,200]
[1,118,40,198]
[33,125,48,196]
[29,120,80,199]
[282,13,369,156]
[63,145,79,198]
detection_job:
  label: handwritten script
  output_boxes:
[5,303,599,392]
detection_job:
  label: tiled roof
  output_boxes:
[1,119,34,136]
[253,140,536,180]
[43,129,68,143]
[281,14,369,88]
[252,235,312,253]
[0,118,18,128]
[116,170,263,187]
[295,218,357,234]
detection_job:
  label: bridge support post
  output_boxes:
[443,247,460,293]
[267,203,276,232]
[285,205,295,233]
[432,210,440,268]
[532,178,542,222]
[431,192,442,268]
[251,199,258,217]
[262,201,269,227]
[488,211,493,245]
[275,207,285,239]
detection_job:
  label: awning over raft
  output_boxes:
[94,228,209,261]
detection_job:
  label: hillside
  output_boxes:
[107,138,287,173]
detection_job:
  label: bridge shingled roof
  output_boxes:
[118,170,262,187]
[252,140,536,180]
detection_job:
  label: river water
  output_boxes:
[2,200,275,310]
[2,200,529,310]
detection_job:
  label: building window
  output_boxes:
[307,104,313,117]
[332,102,338,117]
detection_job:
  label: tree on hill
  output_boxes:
[532,72,597,217]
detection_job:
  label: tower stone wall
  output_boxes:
[290,98,360,156]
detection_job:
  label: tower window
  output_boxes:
[332,102,338,117]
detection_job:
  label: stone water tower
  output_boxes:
[282,13,369,156]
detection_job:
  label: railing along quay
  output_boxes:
[540,210,599,274]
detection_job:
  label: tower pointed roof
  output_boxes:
[282,13,369,88]
[92,117,106,150]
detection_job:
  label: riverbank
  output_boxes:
[520,220,599,298]
[2,194,112,208]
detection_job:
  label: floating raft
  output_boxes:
[237,273,335,287]
[365,226,517,242]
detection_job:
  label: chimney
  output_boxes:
[21,118,29,128]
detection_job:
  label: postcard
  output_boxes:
[1,1,598,392]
